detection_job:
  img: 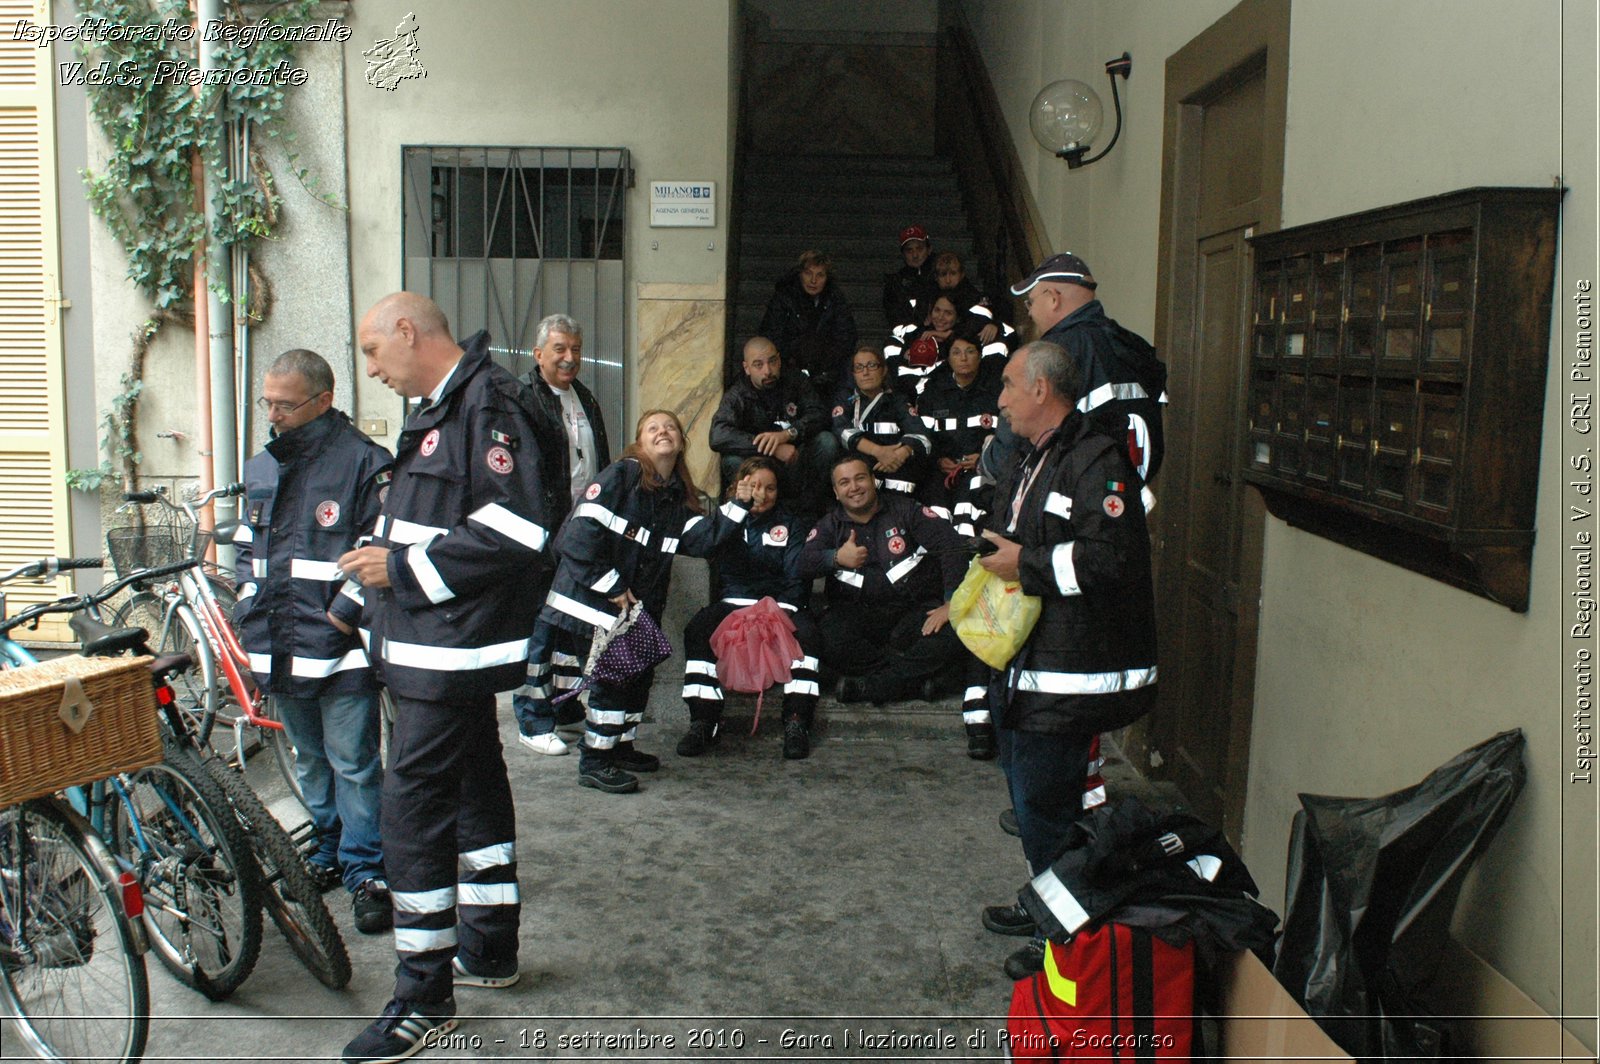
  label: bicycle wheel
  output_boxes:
[114,595,220,749]
[107,742,262,1000]
[199,757,351,989]
[0,797,149,1064]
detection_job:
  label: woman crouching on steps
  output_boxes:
[677,455,824,761]
[539,409,749,793]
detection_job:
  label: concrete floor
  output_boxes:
[62,558,1183,1062]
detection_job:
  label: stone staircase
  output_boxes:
[731,153,977,353]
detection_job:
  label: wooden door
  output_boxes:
[1134,0,1289,840]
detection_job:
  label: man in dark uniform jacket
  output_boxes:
[882,223,935,328]
[797,453,973,705]
[236,348,392,933]
[710,336,841,514]
[1011,252,1167,494]
[974,340,1158,982]
[337,293,550,1064]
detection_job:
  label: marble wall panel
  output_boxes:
[636,282,726,490]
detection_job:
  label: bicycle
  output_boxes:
[94,507,355,991]
[0,556,154,1061]
[1,557,264,1004]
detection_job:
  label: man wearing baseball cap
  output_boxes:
[1010,252,1167,488]
[882,224,936,329]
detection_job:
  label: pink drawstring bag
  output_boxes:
[710,596,802,735]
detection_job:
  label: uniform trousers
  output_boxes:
[681,601,823,727]
[814,601,963,694]
[512,617,587,737]
[384,691,520,1003]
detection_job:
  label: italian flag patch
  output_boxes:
[1106,480,1126,492]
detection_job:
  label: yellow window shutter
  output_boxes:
[0,0,76,644]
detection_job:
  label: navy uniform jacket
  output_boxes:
[797,493,967,613]
[916,358,1003,462]
[988,410,1157,735]
[832,388,931,457]
[1041,300,1168,484]
[360,331,552,700]
[713,507,809,608]
[542,457,749,634]
[235,410,391,697]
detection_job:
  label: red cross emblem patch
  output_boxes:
[888,535,906,556]
[806,527,818,541]
[1103,494,1126,518]
[768,524,788,544]
[785,402,798,417]
[585,481,602,500]
[832,405,844,418]
[486,446,514,475]
[980,413,995,428]
[420,428,440,457]
[315,500,340,527]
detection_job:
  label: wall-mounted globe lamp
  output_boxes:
[1028,53,1132,169]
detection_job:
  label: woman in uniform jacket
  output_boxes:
[677,456,822,761]
[539,409,749,793]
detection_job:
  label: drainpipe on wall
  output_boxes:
[198,0,237,567]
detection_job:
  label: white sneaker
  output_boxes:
[518,732,568,756]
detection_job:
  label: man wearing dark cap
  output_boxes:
[883,224,936,329]
[1010,252,1167,494]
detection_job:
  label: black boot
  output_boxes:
[782,718,810,760]
[966,723,997,760]
[676,720,719,757]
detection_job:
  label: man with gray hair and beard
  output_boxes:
[973,340,1159,982]
[513,313,614,755]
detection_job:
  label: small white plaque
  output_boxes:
[650,182,715,227]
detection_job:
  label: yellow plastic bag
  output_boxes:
[948,556,1042,670]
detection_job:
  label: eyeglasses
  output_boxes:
[256,392,328,416]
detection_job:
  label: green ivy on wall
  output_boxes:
[69,0,333,491]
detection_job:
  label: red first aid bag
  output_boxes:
[710,597,802,734]
[1006,923,1197,1061]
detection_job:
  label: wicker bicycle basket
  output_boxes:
[0,655,161,806]
[106,526,185,578]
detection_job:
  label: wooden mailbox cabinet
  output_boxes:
[1244,187,1563,611]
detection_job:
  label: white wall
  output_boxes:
[342,0,735,437]
[967,0,1597,1023]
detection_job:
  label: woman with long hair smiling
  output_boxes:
[538,409,750,793]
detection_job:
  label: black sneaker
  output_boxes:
[352,879,393,935]
[676,721,719,757]
[307,861,343,894]
[578,762,639,794]
[837,677,869,703]
[967,725,997,760]
[1004,940,1046,981]
[982,902,1037,937]
[781,720,810,760]
[999,808,1020,837]
[612,745,661,773]
[452,954,520,989]
[342,996,457,1063]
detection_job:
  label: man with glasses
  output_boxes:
[235,348,394,934]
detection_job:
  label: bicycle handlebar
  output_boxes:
[0,556,106,585]
[121,482,245,514]
[0,558,200,636]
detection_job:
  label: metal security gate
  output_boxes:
[401,146,630,443]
